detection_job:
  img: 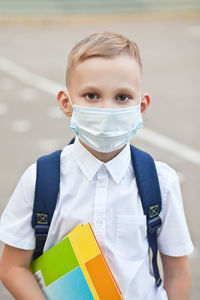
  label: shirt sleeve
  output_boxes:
[0,163,36,250]
[156,162,194,257]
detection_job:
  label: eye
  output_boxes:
[85,93,98,100]
[116,95,129,102]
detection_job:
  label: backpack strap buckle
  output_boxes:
[33,224,49,261]
[147,216,161,234]
[35,224,49,240]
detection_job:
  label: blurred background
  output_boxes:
[0,0,199,299]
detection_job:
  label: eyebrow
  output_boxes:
[80,86,137,94]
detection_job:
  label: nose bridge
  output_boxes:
[100,96,115,109]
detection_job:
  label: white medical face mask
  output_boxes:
[67,91,143,153]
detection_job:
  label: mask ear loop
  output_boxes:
[138,96,145,117]
[66,90,74,109]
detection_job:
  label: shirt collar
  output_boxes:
[72,136,131,184]
[105,143,131,183]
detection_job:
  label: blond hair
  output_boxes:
[66,31,142,88]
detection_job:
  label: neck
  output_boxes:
[78,139,126,163]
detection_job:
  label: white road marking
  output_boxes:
[0,56,199,166]
[136,128,200,166]
[20,88,37,101]
[11,120,32,133]
[0,56,62,95]
[0,102,8,115]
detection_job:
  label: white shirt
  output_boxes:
[0,137,194,300]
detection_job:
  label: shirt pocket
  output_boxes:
[116,214,148,260]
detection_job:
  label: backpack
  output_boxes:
[31,138,162,287]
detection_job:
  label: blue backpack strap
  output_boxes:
[32,149,62,261]
[130,145,162,287]
[69,137,75,144]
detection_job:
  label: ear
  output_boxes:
[57,90,73,117]
[140,93,150,116]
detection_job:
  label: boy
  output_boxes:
[0,32,194,300]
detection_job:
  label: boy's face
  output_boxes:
[58,55,150,116]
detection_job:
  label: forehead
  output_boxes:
[69,55,142,91]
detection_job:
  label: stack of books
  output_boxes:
[31,222,125,299]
